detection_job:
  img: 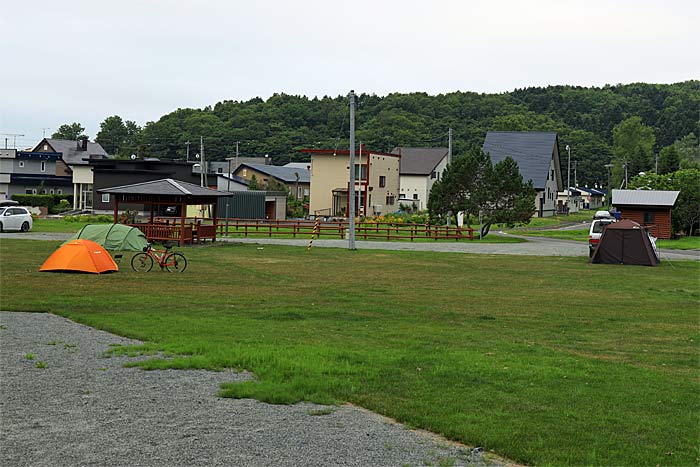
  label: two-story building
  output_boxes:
[482,131,563,217]
[27,137,109,210]
[391,147,448,211]
[1,147,72,198]
[302,146,400,217]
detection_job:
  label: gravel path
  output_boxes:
[0,312,511,467]
[2,231,698,261]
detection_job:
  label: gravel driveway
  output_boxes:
[0,312,511,467]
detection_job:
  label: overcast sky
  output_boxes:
[2,0,698,148]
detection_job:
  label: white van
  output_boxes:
[589,218,616,257]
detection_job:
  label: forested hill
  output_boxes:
[98,81,700,186]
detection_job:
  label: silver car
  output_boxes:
[0,206,33,232]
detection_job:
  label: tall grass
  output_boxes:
[2,240,698,466]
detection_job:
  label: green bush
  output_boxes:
[50,199,73,214]
[11,194,54,207]
[63,214,113,223]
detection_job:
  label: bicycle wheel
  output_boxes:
[165,252,187,272]
[131,253,153,272]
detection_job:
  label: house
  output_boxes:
[1,147,72,198]
[90,159,203,214]
[482,131,563,217]
[302,146,400,217]
[233,163,310,200]
[611,189,680,239]
[391,147,448,211]
[576,186,606,210]
[28,137,109,210]
[556,187,583,214]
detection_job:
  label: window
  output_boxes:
[413,194,418,200]
[644,211,655,224]
[49,189,54,194]
[386,195,395,205]
[217,167,223,173]
[43,144,48,151]
[379,176,386,188]
[32,189,37,194]
[25,189,32,194]
[41,161,46,172]
[57,189,62,194]
[430,171,436,179]
[354,164,367,179]
[102,193,110,203]
[19,161,24,168]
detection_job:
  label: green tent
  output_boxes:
[66,224,148,252]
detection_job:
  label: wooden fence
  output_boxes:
[153,217,474,242]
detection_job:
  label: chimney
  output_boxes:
[78,136,88,151]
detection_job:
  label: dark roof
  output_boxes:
[42,139,109,165]
[576,186,605,196]
[218,174,250,186]
[391,147,448,175]
[98,178,230,197]
[482,132,558,189]
[238,163,310,183]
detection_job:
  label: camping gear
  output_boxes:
[66,224,148,252]
[40,239,118,274]
[590,219,660,266]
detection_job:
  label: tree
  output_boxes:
[52,123,86,140]
[96,116,142,156]
[247,174,260,190]
[428,147,535,236]
[657,145,680,174]
[611,117,655,187]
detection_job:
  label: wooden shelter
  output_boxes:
[98,179,231,245]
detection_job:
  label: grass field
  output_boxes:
[1,239,698,466]
[506,227,700,250]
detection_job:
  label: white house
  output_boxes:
[391,147,449,211]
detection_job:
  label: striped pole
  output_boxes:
[307,218,320,251]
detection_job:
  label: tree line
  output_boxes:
[51,81,699,189]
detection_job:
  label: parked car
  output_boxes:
[0,206,33,232]
[588,218,616,257]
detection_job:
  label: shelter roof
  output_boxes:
[391,147,448,175]
[612,189,680,207]
[98,178,230,197]
[482,131,558,189]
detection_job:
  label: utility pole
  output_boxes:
[235,141,240,173]
[447,127,453,165]
[348,90,356,250]
[573,160,578,188]
[655,152,658,173]
[185,140,190,161]
[566,144,571,207]
[200,136,205,187]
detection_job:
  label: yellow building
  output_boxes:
[303,147,400,217]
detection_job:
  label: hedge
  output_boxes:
[10,194,73,208]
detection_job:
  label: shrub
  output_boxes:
[63,214,113,223]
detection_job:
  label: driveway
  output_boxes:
[2,231,698,261]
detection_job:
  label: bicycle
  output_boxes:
[131,243,188,272]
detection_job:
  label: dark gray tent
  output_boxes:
[590,219,659,266]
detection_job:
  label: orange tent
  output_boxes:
[40,239,118,274]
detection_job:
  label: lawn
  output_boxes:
[506,227,700,250]
[1,240,698,466]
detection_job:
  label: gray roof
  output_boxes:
[239,163,310,183]
[99,178,230,197]
[43,139,108,165]
[391,147,448,175]
[482,132,558,189]
[284,162,312,170]
[576,186,606,196]
[217,174,250,186]
[612,189,680,207]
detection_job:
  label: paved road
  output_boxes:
[2,231,698,261]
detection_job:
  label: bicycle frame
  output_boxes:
[146,246,175,269]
